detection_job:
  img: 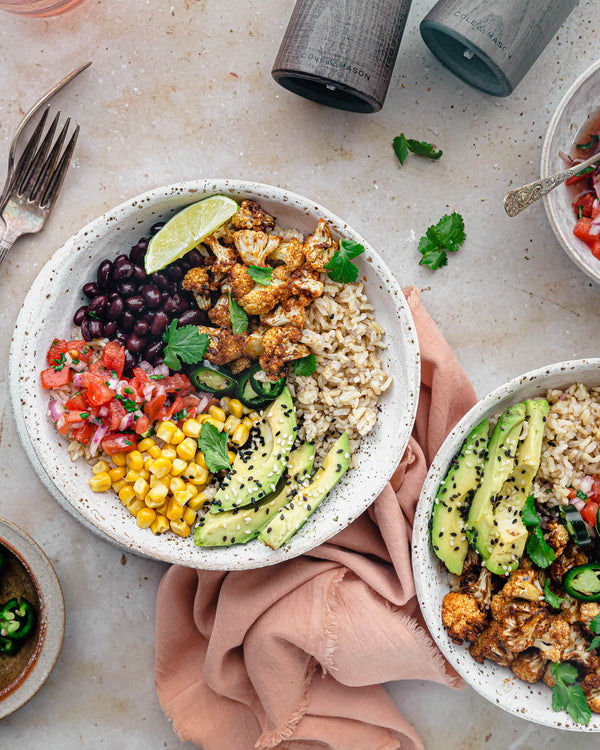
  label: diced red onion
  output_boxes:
[48,400,64,421]
[89,424,109,458]
[137,361,154,375]
[99,406,109,418]
[571,497,586,511]
[118,413,135,431]
[559,150,574,166]
[590,217,600,236]
[154,364,169,378]
[72,373,84,387]
[579,476,594,494]
[142,383,155,402]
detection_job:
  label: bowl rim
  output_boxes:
[9,178,420,570]
[0,516,65,719]
[412,358,600,732]
[541,58,600,285]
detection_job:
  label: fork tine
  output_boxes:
[30,116,71,204]
[14,107,50,195]
[19,110,61,201]
[41,124,79,209]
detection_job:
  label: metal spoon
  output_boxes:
[503,150,600,217]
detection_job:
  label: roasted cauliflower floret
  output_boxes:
[229,356,252,374]
[288,263,325,301]
[230,199,275,232]
[267,237,305,271]
[261,297,307,329]
[182,267,212,310]
[459,563,494,612]
[229,263,256,299]
[204,236,238,273]
[582,674,600,714]
[197,326,246,366]
[560,594,581,625]
[562,624,600,671]
[545,519,569,558]
[542,661,557,688]
[441,592,487,645]
[304,218,337,271]
[533,616,571,662]
[580,603,600,636]
[549,542,588,584]
[259,325,310,380]
[500,568,546,603]
[502,607,551,653]
[510,649,548,683]
[243,327,266,359]
[238,266,290,316]
[470,621,515,666]
[233,230,282,268]
[208,294,232,328]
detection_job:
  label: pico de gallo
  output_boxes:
[567,126,600,260]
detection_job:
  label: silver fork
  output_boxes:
[0,108,80,268]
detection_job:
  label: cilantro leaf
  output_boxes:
[248,265,273,286]
[577,489,588,501]
[417,212,466,270]
[526,525,556,569]
[405,137,443,160]
[551,664,591,725]
[544,579,566,609]
[590,613,600,634]
[229,294,248,334]
[553,661,578,686]
[521,495,540,527]
[586,635,600,652]
[325,238,365,284]
[198,422,230,473]
[115,395,138,413]
[393,134,409,165]
[162,319,210,371]
[293,353,317,377]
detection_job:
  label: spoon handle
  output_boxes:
[504,151,600,217]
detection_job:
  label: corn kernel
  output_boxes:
[241,416,254,429]
[125,469,140,483]
[183,507,197,526]
[170,519,191,538]
[170,458,187,476]
[126,450,144,471]
[208,405,227,423]
[136,507,156,529]
[247,411,261,423]
[205,417,224,432]
[112,479,127,493]
[89,472,111,492]
[133,477,149,500]
[150,475,170,489]
[169,427,185,445]
[195,451,208,470]
[149,445,162,459]
[227,450,236,464]
[161,445,177,461]
[119,485,136,506]
[137,437,155,453]
[197,413,210,424]
[227,399,244,419]
[187,493,206,512]
[166,498,184,521]
[143,457,153,471]
[108,466,126,482]
[185,463,209,486]
[185,482,199,498]
[176,437,197,462]
[174,489,192,505]
[149,457,172,478]
[182,418,202,438]
[112,452,127,466]
[146,484,169,507]
[220,396,231,410]
[231,424,250,448]
[155,501,169,516]
[151,514,170,535]
[128,499,145,516]
[139,468,150,480]
[156,420,177,442]
[224,415,241,433]
[92,460,110,475]
[170,476,186,494]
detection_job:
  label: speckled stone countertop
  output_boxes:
[0,0,599,747]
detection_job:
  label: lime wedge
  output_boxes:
[144,195,239,274]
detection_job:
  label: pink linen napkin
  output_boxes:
[155,286,477,750]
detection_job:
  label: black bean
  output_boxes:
[144,341,164,362]
[171,293,189,313]
[125,295,145,314]
[166,265,184,282]
[115,331,128,346]
[132,265,147,282]
[88,319,104,339]
[163,297,178,314]
[117,280,137,296]
[150,222,166,235]
[177,309,206,327]
[126,333,147,354]
[83,282,101,298]
[73,306,88,326]
[141,283,161,308]
[134,320,150,337]
[160,290,170,302]
[151,272,169,291]
[120,311,136,332]
[80,318,92,341]
[105,296,125,321]
[142,311,155,323]
[97,259,114,288]
[104,321,119,338]
[187,249,203,267]
[113,256,134,280]
[150,311,169,336]
[179,258,192,272]
[88,294,108,317]
[123,349,137,375]
[129,240,148,265]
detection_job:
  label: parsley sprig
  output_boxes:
[162,319,210,371]
[393,134,443,165]
[325,238,365,283]
[521,495,556,569]
[418,212,466,270]
[551,662,591,725]
[198,422,230,473]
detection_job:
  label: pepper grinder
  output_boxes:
[420,0,580,97]
[272,0,413,113]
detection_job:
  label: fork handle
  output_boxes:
[0,235,15,269]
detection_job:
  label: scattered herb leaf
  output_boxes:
[229,294,248,334]
[577,489,589,501]
[526,525,556,569]
[115,395,138,413]
[248,265,273,286]
[393,134,443,165]
[172,409,189,422]
[293,353,317,377]
[551,662,591,725]
[325,238,365,283]
[544,579,566,609]
[522,495,540,527]
[149,374,165,380]
[392,135,409,165]
[198,422,230,473]
[79,412,90,420]
[586,613,600,651]
[52,352,67,372]
[162,319,210,371]
[418,212,466,270]
[577,135,600,151]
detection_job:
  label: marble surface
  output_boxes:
[0,0,599,747]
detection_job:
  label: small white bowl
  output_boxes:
[9,180,420,570]
[412,359,600,731]
[542,59,600,284]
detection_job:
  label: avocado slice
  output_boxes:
[210,387,297,513]
[194,443,315,547]
[485,398,549,575]
[258,432,350,550]
[466,401,526,562]
[431,419,489,575]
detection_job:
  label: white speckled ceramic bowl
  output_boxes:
[9,180,420,570]
[542,59,600,284]
[413,359,600,731]
[0,516,65,719]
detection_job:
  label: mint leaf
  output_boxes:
[162,320,210,371]
[417,212,466,271]
[405,137,443,160]
[393,134,409,165]
[229,294,248,334]
[325,238,365,284]
[526,525,556,569]
[293,353,317,377]
[198,422,230,473]
[522,495,540,527]
[544,579,566,609]
[248,265,273,286]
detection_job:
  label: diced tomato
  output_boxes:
[64,392,88,411]
[41,366,71,389]
[591,478,600,500]
[581,500,599,527]
[56,410,88,435]
[46,339,68,366]
[593,201,600,220]
[573,193,596,219]
[66,339,94,363]
[568,488,577,500]
[101,434,138,455]
[71,422,95,445]
[566,169,595,186]
[143,394,166,422]
[81,372,114,406]
[161,374,193,395]
[108,399,127,431]
[165,395,187,420]
[102,342,125,379]
[574,217,598,244]
[591,240,600,261]
[134,415,150,435]
[89,359,112,380]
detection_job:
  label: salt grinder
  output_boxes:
[272,0,413,113]
[420,0,580,97]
